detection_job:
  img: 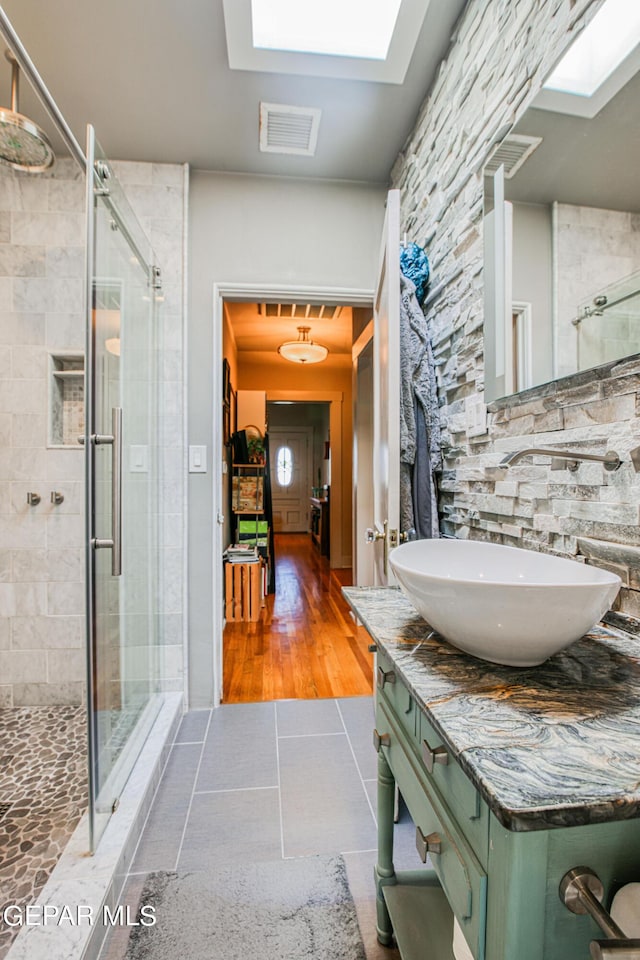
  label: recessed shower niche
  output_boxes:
[49,352,85,446]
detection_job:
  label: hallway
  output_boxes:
[223,534,374,702]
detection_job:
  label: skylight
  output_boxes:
[543,0,640,97]
[251,0,403,60]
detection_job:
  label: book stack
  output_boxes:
[224,544,259,564]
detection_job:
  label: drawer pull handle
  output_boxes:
[373,729,390,752]
[416,826,442,861]
[377,666,396,689]
[422,738,449,773]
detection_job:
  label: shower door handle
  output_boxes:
[92,407,122,577]
[111,407,122,576]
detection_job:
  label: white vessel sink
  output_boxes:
[389,539,621,667]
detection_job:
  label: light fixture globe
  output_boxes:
[278,325,328,364]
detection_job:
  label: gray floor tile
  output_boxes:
[280,733,376,857]
[175,709,211,743]
[337,696,378,780]
[276,698,342,737]
[178,788,281,870]
[196,701,278,792]
[131,742,201,873]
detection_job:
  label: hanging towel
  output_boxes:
[399,272,441,538]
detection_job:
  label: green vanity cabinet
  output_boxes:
[375,664,640,960]
[344,587,640,960]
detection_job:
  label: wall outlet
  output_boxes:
[466,398,488,437]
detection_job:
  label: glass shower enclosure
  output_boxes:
[85,127,163,851]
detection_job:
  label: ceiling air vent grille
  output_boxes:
[258,303,342,320]
[259,102,321,156]
[485,135,543,179]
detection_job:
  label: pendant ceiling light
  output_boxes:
[278,325,328,364]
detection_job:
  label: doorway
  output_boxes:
[217,293,374,703]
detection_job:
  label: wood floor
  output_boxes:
[223,533,374,702]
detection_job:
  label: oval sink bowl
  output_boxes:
[389,539,621,667]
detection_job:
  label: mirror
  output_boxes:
[483,4,640,402]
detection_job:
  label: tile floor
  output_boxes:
[0,706,87,960]
[100,696,421,960]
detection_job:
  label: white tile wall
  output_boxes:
[0,158,186,705]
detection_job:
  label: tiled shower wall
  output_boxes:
[0,159,186,706]
[555,204,640,376]
[391,0,640,617]
[0,159,86,707]
[112,161,187,697]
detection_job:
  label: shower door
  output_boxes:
[85,127,162,851]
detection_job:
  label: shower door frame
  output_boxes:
[84,125,163,852]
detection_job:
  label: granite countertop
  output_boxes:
[343,586,640,832]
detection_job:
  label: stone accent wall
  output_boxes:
[391,0,640,617]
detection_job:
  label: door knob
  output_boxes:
[365,527,384,544]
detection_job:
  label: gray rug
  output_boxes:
[125,855,367,960]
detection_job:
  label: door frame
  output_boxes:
[352,319,375,586]
[212,282,373,706]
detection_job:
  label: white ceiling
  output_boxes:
[0,0,466,182]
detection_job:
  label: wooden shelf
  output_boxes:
[309,495,329,557]
[382,871,455,960]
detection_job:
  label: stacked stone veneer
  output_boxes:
[0,159,186,706]
[391,0,640,617]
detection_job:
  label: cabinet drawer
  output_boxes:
[419,712,490,867]
[377,698,487,960]
[376,649,419,742]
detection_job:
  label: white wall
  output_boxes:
[188,170,385,706]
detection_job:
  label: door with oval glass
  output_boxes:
[269,427,313,532]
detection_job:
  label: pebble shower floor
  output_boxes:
[0,706,86,958]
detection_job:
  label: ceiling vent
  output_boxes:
[258,303,342,320]
[259,102,321,156]
[485,134,543,179]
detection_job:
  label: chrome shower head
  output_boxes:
[0,50,54,172]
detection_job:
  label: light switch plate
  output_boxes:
[129,445,149,473]
[189,445,207,473]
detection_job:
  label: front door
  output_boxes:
[269,428,312,532]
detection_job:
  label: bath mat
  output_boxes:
[125,855,366,960]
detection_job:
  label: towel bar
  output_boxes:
[560,867,640,959]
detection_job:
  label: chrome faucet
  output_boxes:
[500,447,624,472]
